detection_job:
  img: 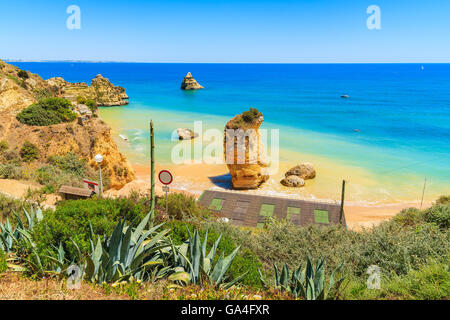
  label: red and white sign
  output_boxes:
[158,170,173,185]
[83,179,99,194]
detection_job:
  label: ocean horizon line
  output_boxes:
[3,59,450,64]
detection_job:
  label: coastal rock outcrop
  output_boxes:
[89,127,135,189]
[46,74,129,106]
[285,163,316,180]
[281,163,316,188]
[0,60,135,190]
[181,72,204,90]
[177,128,199,140]
[224,108,269,190]
[280,175,305,188]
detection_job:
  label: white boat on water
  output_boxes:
[119,134,128,141]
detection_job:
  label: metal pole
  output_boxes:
[99,165,103,198]
[150,121,155,213]
[165,189,168,216]
[339,180,346,225]
[420,178,427,209]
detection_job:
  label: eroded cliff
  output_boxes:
[0,60,135,189]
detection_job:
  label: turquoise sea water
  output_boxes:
[13,63,450,201]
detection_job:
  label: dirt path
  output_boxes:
[0,179,41,199]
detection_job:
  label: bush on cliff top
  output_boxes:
[16,97,77,126]
[17,70,29,79]
[242,108,262,123]
[20,141,39,162]
[76,96,97,112]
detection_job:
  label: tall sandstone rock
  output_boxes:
[224,109,269,190]
[181,72,204,90]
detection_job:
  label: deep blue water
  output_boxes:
[11,62,450,193]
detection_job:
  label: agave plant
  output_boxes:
[83,213,171,284]
[0,206,43,253]
[260,256,345,300]
[170,229,246,289]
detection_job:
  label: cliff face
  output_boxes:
[0,60,135,189]
[47,74,129,106]
[181,72,204,90]
[224,109,269,190]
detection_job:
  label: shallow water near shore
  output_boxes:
[13,62,450,203]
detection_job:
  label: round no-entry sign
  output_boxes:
[158,170,173,185]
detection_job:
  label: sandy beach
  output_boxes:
[103,163,432,230]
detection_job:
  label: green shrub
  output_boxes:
[0,194,26,223]
[0,163,24,180]
[76,96,97,112]
[436,195,450,205]
[20,141,39,162]
[32,197,151,258]
[16,97,77,126]
[157,193,212,220]
[35,154,96,191]
[242,108,262,123]
[33,88,54,100]
[34,165,77,190]
[48,153,88,177]
[0,140,8,153]
[393,207,424,227]
[166,220,262,287]
[343,258,450,300]
[393,202,449,230]
[424,204,450,229]
[17,70,29,79]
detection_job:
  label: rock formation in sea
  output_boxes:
[280,175,305,188]
[285,163,316,180]
[47,74,129,106]
[181,72,204,90]
[0,60,135,189]
[224,108,269,190]
[280,163,316,187]
[177,128,199,140]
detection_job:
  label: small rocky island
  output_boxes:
[224,108,269,190]
[181,72,204,90]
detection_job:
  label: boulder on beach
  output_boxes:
[280,175,305,188]
[285,162,316,180]
[181,72,204,90]
[177,128,199,140]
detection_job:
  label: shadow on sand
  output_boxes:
[208,173,233,189]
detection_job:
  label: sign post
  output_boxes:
[159,170,173,216]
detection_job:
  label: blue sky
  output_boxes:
[1,0,449,62]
